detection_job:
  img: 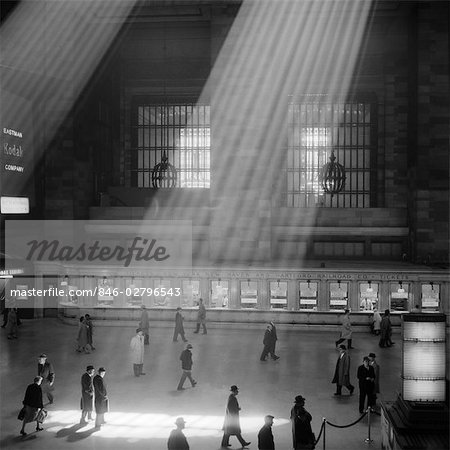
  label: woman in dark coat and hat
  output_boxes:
[20,376,44,435]
[290,395,315,449]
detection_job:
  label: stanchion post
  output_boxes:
[323,417,326,450]
[364,407,373,444]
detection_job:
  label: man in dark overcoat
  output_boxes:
[269,321,280,360]
[80,365,95,424]
[332,345,354,395]
[260,325,273,361]
[193,298,207,334]
[221,385,251,448]
[93,367,108,428]
[357,356,376,414]
[379,309,393,347]
[290,395,315,449]
[37,353,55,404]
[258,415,275,450]
[177,344,197,390]
[168,417,190,450]
[173,307,187,342]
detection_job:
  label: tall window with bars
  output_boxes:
[284,96,376,207]
[131,102,210,188]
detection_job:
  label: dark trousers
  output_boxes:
[221,432,247,447]
[133,364,144,377]
[177,370,195,389]
[359,387,375,413]
[194,322,207,334]
[144,333,149,345]
[173,328,187,342]
[336,382,354,394]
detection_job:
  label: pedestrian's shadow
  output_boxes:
[56,423,85,438]
[0,433,38,447]
[66,426,98,442]
[168,389,188,397]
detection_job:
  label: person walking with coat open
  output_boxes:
[130,328,146,376]
[37,353,55,405]
[193,298,207,334]
[177,343,197,390]
[85,314,95,350]
[332,345,354,396]
[221,385,251,448]
[19,376,44,436]
[76,316,90,353]
[335,309,353,349]
[173,307,187,342]
[93,367,108,428]
[290,395,315,450]
[80,365,95,424]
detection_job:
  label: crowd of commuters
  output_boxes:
[10,300,389,449]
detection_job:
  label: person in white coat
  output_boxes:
[335,309,354,349]
[130,328,145,377]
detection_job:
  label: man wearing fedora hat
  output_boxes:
[93,367,108,429]
[177,343,197,390]
[80,365,95,424]
[258,415,275,450]
[168,417,189,450]
[368,352,380,406]
[221,385,251,448]
[37,353,55,405]
[130,328,146,376]
[173,307,187,343]
[290,395,315,449]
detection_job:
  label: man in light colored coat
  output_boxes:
[130,328,145,376]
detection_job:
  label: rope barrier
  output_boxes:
[313,419,326,446]
[326,410,368,428]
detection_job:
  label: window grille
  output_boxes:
[285,96,376,207]
[131,103,210,188]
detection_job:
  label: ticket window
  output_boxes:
[125,277,146,307]
[240,280,258,309]
[181,280,200,307]
[390,281,409,311]
[299,281,318,310]
[359,282,379,311]
[153,278,174,307]
[270,281,288,310]
[97,276,114,306]
[329,281,348,311]
[421,283,440,312]
[210,280,229,308]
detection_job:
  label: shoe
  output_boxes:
[334,392,341,396]
[348,347,355,349]
[36,427,44,432]
[20,430,27,436]
[182,339,188,342]
[260,359,267,362]
[350,386,355,395]
[80,420,88,425]
[242,441,251,447]
[177,387,185,391]
[173,340,178,342]
[273,356,280,360]
[192,381,197,386]
[193,331,199,334]
[140,373,146,375]
[202,332,207,335]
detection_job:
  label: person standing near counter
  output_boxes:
[173,307,187,342]
[335,309,353,349]
[193,298,207,335]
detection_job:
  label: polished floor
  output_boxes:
[0,318,401,450]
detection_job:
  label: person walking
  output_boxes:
[193,298,207,334]
[139,305,150,345]
[332,345,354,396]
[335,309,353,349]
[368,352,380,406]
[85,314,95,350]
[258,415,275,450]
[6,306,18,339]
[371,309,382,335]
[76,316,90,353]
[221,385,251,448]
[177,343,197,390]
[357,356,376,414]
[130,328,146,376]
[168,417,190,450]
[379,310,394,347]
[290,395,315,450]
[80,365,95,424]
[269,321,280,359]
[37,353,55,405]
[173,307,187,342]
[93,367,108,429]
[19,376,44,436]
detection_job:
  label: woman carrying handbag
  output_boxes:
[19,376,45,436]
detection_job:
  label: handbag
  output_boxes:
[36,408,48,423]
[17,407,26,421]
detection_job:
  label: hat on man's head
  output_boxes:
[39,353,47,358]
[136,328,142,333]
[98,367,106,373]
[176,307,182,311]
[339,344,347,350]
[186,343,193,349]
[294,395,305,403]
[265,415,275,421]
[86,365,95,371]
[175,417,186,426]
[368,352,376,358]
[230,385,239,392]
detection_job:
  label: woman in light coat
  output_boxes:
[335,309,353,349]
